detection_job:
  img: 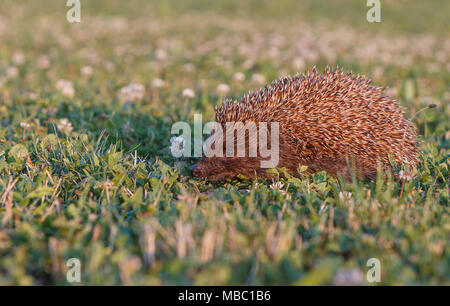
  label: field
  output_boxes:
[0,0,448,285]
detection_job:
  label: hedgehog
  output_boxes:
[191,68,419,181]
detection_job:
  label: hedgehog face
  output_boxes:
[191,121,282,181]
[191,121,267,181]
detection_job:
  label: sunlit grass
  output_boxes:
[0,0,448,285]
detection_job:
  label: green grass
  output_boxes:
[0,0,448,285]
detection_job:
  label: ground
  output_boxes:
[0,0,448,285]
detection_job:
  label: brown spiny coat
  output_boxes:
[192,68,419,181]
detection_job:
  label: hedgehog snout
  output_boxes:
[191,163,206,177]
[191,164,200,177]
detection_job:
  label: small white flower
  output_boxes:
[170,136,186,158]
[56,79,73,91]
[372,66,384,79]
[57,118,73,134]
[80,66,93,77]
[151,78,166,88]
[103,61,115,72]
[155,49,167,60]
[118,82,145,103]
[27,92,39,100]
[292,57,305,70]
[333,268,364,286]
[43,107,58,116]
[251,73,266,86]
[61,85,75,98]
[182,63,195,72]
[270,181,284,191]
[182,88,195,99]
[11,51,25,66]
[5,66,19,79]
[104,179,114,190]
[56,79,75,98]
[270,181,290,199]
[399,170,412,181]
[20,122,32,129]
[232,72,245,82]
[217,83,230,95]
[37,55,51,69]
[243,59,254,69]
[339,191,352,202]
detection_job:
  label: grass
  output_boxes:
[0,0,448,285]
